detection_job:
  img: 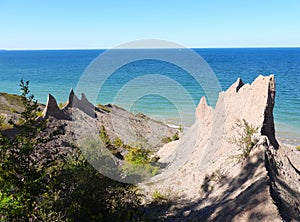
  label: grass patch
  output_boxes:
[151,188,177,204]
[99,125,111,145]
[161,137,172,143]
[0,93,25,113]
[152,190,168,203]
[0,93,23,107]
[161,132,180,144]
[122,146,159,177]
[122,162,159,178]
[124,147,151,165]
[98,125,159,178]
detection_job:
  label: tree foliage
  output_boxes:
[0,80,51,220]
[0,80,144,221]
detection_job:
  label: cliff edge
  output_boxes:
[143,75,300,221]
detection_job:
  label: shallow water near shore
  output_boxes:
[0,48,299,142]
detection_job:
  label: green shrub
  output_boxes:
[161,137,172,143]
[123,147,159,178]
[162,132,180,143]
[122,162,159,179]
[151,189,176,205]
[152,190,167,203]
[0,80,145,221]
[99,126,125,159]
[99,125,111,145]
[113,137,124,148]
[36,110,43,117]
[230,119,258,160]
[124,147,150,165]
[296,146,300,151]
[54,150,143,221]
[172,132,180,141]
[178,125,183,132]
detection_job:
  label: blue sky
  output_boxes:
[1,0,300,49]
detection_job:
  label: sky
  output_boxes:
[0,0,300,49]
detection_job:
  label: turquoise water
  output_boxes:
[0,48,299,142]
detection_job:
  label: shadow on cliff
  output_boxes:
[141,150,300,221]
[265,152,300,221]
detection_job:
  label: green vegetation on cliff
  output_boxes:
[230,119,259,160]
[0,80,143,221]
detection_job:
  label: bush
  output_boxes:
[122,147,159,179]
[99,125,111,145]
[296,146,300,151]
[161,137,172,143]
[162,132,180,144]
[54,150,143,221]
[152,190,167,203]
[178,125,183,132]
[113,137,124,148]
[124,147,150,165]
[172,132,180,141]
[231,119,258,160]
[0,80,145,221]
[151,189,176,205]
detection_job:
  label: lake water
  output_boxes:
[0,48,299,144]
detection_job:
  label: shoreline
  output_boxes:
[277,136,300,146]
[166,121,300,147]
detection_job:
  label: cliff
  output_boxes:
[1,75,299,221]
[143,75,300,221]
[41,89,178,150]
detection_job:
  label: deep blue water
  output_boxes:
[0,48,299,143]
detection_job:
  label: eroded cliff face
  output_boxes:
[41,89,178,150]
[156,75,276,178]
[194,75,277,168]
[36,75,300,221]
[145,75,299,221]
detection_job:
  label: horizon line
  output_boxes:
[1,46,300,51]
